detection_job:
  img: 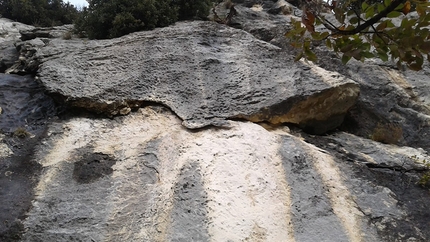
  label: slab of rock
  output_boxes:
[0,18,34,42]
[19,107,430,241]
[36,21,358,134]
[0,18,35,73]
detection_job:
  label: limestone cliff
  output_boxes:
[1,1,430,241]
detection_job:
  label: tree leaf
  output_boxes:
[387,11,402,18]
[342,54,352,64]
[361,2,369,11]
[365,7,374,19]
[384,0,391,7]
[420,41,430,53]
[351,49,362,60]
[349,17,358,24]
[408,63,423,71]
[334,8,345,24]
[312,31,329,40]
[402,1,411,15]
[302,8,316,33]
[376,21,388,31]
[386,20,395,28]
[326,39,332,49]
[416,5,426,16]
[377,4,385,13]
[294,51,304,62]
[304,48,318,62]
[361,52,374,58]
[341,44,354,53]
[378,51,389,61]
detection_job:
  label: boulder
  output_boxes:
[0,44,19,72]
[213,2,430,151]
[19,25,74,41]
[0,18,34,42]
[0,18,34,73]
[36,21,358,134]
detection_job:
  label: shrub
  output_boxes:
[63,31,73,40]
[13,127,30,138]
[173,0,214,20]
[0,0,79,27]
[74,0,215,39]
[371,122,403,144]
[411,155,430,188]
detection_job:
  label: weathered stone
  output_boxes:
[19,107,430,241]
[2,4,430,241]
[0,134,13,157]
[36,21,358,134]
[301,130,430,241]
[0,74,56,133]
[0,19,34,74]
[215,2,430,151]
[0,44,19,72]
[5,39,46,74]
[0,18,34,42]
[19,25,73,41]
[318,59,430,151]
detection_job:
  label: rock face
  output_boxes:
[1,3,430,241]
[213,1,430,151]
[36,21,358,134]
[17,108,430,241]
[0,74,56,133]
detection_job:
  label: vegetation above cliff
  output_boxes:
[73,0,215,39]
[286,0,430,70]
[0,0,79,26]
[1,0,429,69]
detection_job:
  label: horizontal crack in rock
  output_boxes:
[234,83,360,134]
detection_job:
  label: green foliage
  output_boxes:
[0,0,79,26]
[419,170,430,187]
[411,155,430,187]
[173,0,214,20]
[286,0,430,70]
[74,0,215,39]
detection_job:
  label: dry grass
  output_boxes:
[371,122,403,144]
[281,4,293,15]
[63,31,72,40]
[13,127,31,138]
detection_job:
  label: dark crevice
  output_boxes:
[365,163,428,172]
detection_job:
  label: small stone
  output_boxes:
[119,107,131,115]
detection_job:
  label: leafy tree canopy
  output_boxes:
[74,0,215,39]
[0,0,79,26]
[286,0,430,70]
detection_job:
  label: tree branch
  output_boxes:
[332,0,405,35]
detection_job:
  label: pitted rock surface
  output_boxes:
[0,74,56,133]
[36,21,359,133]
[20,107,430,241]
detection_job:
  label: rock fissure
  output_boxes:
[365,163,429,172]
